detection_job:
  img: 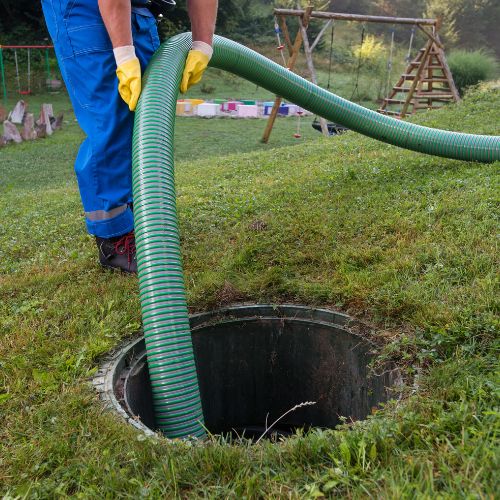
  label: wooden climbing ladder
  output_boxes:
[378,34,460,118]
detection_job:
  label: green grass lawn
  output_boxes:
[0,83,499,497]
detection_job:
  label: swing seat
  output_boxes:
[311,121,349,136]
[19,90,31,95]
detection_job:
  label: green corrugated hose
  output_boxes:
[132,33,500,439]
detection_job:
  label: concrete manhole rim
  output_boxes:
[94,303,401,438]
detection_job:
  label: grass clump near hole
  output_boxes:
[448,49,498,95]
[0,83,499,497]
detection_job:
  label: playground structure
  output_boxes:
[0,45,59,102]
[130,33,499,439]
[262,7,460,142]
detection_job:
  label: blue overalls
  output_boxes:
[41,0,160,237]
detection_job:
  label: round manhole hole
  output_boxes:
[96,304,400,439]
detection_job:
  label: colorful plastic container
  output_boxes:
[236,104,259,118]
[221,101,242,112]
[196,103,218,117]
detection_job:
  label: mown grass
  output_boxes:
[0,84,499,497]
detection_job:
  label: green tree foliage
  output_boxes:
[0,0,498,57]
[425,0,500,55]
[0,0,253,44]
[274,0,329,9]
[371,0,427,19]
[0,0,48,44]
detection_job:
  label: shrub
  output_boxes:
[331,46,355,66]
[352,35,385,68]
[448,50,498,95]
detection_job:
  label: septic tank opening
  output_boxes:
[97,305,399,440]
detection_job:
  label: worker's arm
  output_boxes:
[180,0,218,93]
[98,0,141,111]
[188,0,217,45]
[98,0,132,47]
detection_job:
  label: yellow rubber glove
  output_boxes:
[116,57,141,111]
[180,50,210,94]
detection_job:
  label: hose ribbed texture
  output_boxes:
[132,34,205,438]
[132,33,499,439]
[208,36,499,162]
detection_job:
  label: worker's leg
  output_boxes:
[41,0,159,239]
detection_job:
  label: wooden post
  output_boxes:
[310,20,332,52]
[273,9,437,26]
[417,24,443,49]
[434,34,460,102]
[261,7,313,143]
[278,15,293,57]
[298,16,330,136]
[427,60,433,109]
[400,37,433,117]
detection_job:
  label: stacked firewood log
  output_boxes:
[0,100,63,147]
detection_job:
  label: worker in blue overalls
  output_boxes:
[41,0,217,273]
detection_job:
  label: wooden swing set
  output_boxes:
[262,7,460,143]
[0,45,55,103]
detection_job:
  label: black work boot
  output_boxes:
[95,231,137,274]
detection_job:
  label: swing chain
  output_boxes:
[384,26,395,98]
[405,25,416,63]
[326,20,335,91]
[350,25,366,102]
